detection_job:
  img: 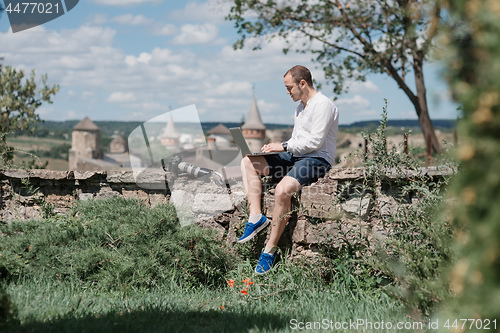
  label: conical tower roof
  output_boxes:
[111,135,126,145]
[161,114,180,139]
[241,95,266,130]
[73,117,99,131]
[208,123,231,135]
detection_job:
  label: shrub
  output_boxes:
[340,102,457,318]
[0,197,237,289]
[441,0,500,321]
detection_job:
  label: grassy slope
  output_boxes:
[1,198,414,333]
[6,136,70,170]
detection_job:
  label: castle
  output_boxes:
[68,94,288,171]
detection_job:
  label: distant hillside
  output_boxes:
[341,119,456,129]
[13,118,456,140]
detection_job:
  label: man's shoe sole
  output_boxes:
[237,218,270,243]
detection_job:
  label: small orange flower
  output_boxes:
[242,278,249,283]
[247,281,254,286]
[227,279,234,287]
[220,306,224,310]
[241,289,248,295]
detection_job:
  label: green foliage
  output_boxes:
[0,65,59,166]
[341,101,457,318]
[228,0,436,93]
[2,260,411,333]
[0,197,237,289]
[0,199,413,332]
[227,0,444,153]
[440,0,500,322]
[27,142,71,160]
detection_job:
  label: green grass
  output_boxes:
[6,135,70,151]
[5,135,70,170]
[4,262,412,333]
[1,197,416,332]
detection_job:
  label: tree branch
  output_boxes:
[384,60,419,108]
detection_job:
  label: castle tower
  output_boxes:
[68,117,102,170]
[241,94,266,153]
[110,135,128,153]
[160,114,180,148]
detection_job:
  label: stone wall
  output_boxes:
[0,167,453,258]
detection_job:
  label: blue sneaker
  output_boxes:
[237,215,269,243]
[255,251,277,274]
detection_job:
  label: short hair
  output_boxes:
[284,65,313,87]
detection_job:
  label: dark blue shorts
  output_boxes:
[264,152,331,187]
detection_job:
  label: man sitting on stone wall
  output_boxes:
[239,65,339,274]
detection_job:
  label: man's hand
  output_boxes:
[261,142,284,153]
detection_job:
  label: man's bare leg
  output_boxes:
[266,176,301,248]
[240,155,269,216]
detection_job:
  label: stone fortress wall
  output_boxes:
[0,167,452,258]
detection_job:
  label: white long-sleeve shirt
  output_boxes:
[286,92,339,166]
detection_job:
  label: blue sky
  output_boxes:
[0,0,459,125]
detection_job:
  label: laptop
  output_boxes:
[229,127,281,157]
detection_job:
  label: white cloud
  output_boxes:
[169,0,232,24]
[348,80,381,94]
[336,95,370,109]
[108,13,178,36]
[107,92,137,103]
[125,52,153,65]
[111,14,153,26]
[173,24,219,45]
[152,24,177,36]
[0,21,322,122]
[335,95,378,120]
[92,0,163,6]
[213,81,252,96]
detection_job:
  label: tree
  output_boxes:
[0,65,59,164]
[442,0,500,321]
[227,0,443,155]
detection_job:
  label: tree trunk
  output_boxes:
[413,52,442,155]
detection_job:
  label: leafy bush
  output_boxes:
[341,102,457,318]
[0,197,237,289]
[441,0,500,322]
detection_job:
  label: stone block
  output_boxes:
[328,167,364,180]
[301,182,337,203]
[341,194,372,218]
[17,206,41,220]
[170,190,194,208]
[106,171,137,183]
[74,171,105,180]
[122,189,150,204]
[2,169,29,179]
[299,182,337,218]
[305,221,339,244]
[29,170,72,180]
[292,219,307,243]
[96,188,120,200]
[78,192,94,201]
[45,193,75,208]
[148,193,168,206]
[376,195,397,216]
[192,193,234,214]
[263,193,274,217]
